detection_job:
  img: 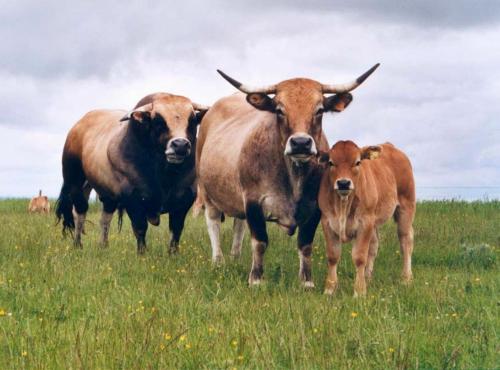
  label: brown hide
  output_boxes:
[28,191,50,214]
[318,141,416,296]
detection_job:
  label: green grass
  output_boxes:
[0,199,498,369]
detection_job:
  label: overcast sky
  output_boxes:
[1,0,499,198]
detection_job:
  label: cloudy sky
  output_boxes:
[1,0,499,198]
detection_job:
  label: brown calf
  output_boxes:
[29,190,50,214]
[318,141,415,296]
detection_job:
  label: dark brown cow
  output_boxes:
[197,65,379,286]
[318,141,415,296]
[29,190,50,214]
[56,93,208,253]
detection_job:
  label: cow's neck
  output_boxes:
[284,156,314,203]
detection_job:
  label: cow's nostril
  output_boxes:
[290,136,312,150]
[336,179,351,190]
[170,139,191,155]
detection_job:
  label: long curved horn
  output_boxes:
[322,63,380,94]
[217,70,277,94]
[192,102,210,111]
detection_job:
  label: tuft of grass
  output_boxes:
[0,199,498,369]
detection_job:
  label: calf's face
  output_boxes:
[322,140,381,198]
[123,95,207,164]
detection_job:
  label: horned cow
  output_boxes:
[318,140,416,296]
[197,64,379,286]
[56,93,208,253]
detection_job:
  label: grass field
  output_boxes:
[0,199,498,369]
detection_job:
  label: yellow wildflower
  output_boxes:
[351,312,358,318]
[185,343,191,349]
[231,340,238,347]
[237,355,244,361]
[388,347,395,353]
[21,351,27,357]
[0,309,5,316]
[164,333,172,340]
[451,313,458,318]
[179,334,187,342]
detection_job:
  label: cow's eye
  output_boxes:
[328,160,335,167]
[355,160,361,166]
[316,107,324,115]
[276,107,285,116]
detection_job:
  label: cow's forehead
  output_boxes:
[152,95,194,124]
[275,78,323,107]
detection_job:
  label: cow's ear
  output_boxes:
[317,151,330,164]
[361,145,382,160]
[129,111,151,124]
[246,93,276,112]
[193,109,208,125]
[324,93,353,112]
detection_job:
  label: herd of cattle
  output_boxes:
[48,63,416,296]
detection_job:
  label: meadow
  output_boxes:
[0,199,498,369]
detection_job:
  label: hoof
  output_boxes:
[229,252,241,260]
[353,291,366,299]
[169,247,179,255]
[249,278,263,286]
[302,281,315,289]
[73,241,83,249]
[147,215,160,226]
[137,246,146,255]
[212,254,225,265]
[401,275,413,285]
[324,288,336,295]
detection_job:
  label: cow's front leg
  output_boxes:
[126,201,148,255]
[322,216,342,295]
[168,190,195,254]
[297,209,321,289]
[245,201,268,286]
[351,222,374,297]
[204,204,224,264]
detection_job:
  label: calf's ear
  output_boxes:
[246,93,276,112]
[324,93,353,112]
[361,145,382,160]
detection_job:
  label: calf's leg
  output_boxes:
[365,228,379,281]
[351,224,374,297]
[394,202,415,283]
[322,217,342,295]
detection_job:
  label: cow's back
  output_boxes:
[197,94,274,217]
[64,110,127,196]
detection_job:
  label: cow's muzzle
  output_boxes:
[335,178,353,197]
[284,133,317,162]
[165,138,191,164]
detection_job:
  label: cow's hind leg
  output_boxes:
[245,201,268,286]
[297,209,321,288]
[230,218,246,259]
[71,187,89,248]
[99,198,117,247]
[365,228,379,281]
[205,204,224,263]
[394,202,415,283]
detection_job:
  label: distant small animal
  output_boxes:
[318,141,416,297]
[28,190,50,214]
[56,93,209,253]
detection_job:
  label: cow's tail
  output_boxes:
[55,183,75,236]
